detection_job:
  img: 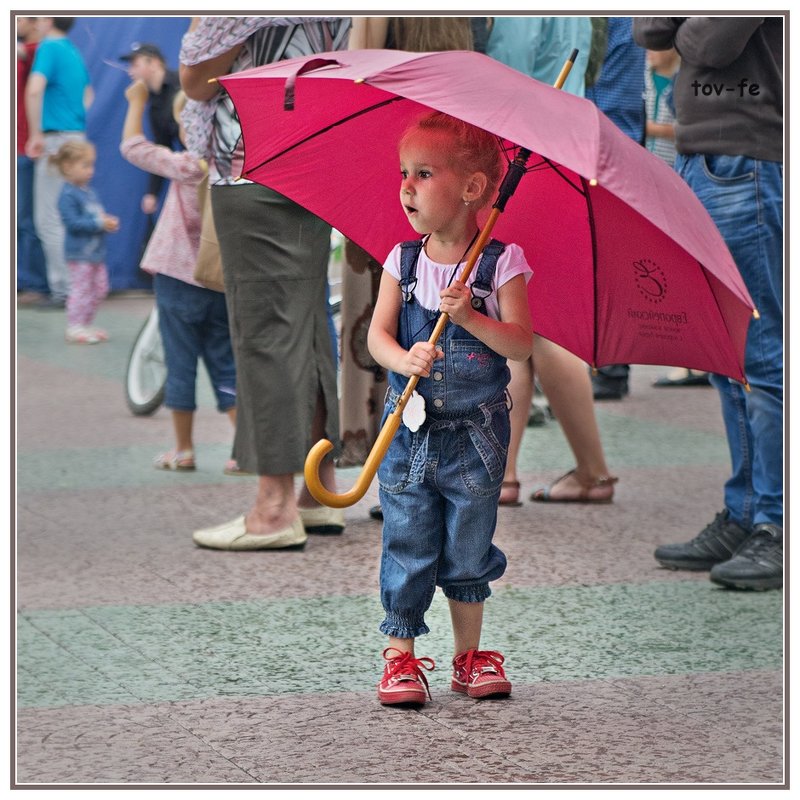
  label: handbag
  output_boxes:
[193,170,225,292]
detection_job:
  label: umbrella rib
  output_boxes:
[581,176,600,368]
[242,95,404,176]
[539,157,586,196]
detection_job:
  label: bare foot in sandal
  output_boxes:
[530,469,618,503]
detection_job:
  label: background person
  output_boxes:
[53,140,118,344]
[25,16,93,310]
[634,17,783,590]
[181,16,351,551]
[120,42,182,217]
[585,17,646,401]
[16,15,48,305]
[485,16,619,505]
[340,16,477,522]
[120,80,239,475]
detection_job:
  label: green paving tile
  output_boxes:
[517,410,729,472]
[17,581,781,709]
[17,443,258,492]
[18,417,727,493]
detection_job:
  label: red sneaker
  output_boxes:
[451,649,512,699]
[377,648,435,706]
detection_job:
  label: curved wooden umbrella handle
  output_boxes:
[304,375,420,507]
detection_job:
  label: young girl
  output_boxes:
[367,112,533,706]
[120,81,240,474]
[53,141,119,344]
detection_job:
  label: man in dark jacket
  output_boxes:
[120,42,182,215]
[634,17,783,590]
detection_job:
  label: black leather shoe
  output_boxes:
[369,505,383,521]
[653,370,710,387]
[710,523,783,590]
[654,511,751,571]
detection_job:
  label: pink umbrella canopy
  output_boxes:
[219,48,755,382]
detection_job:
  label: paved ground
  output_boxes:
[15,293,784,787]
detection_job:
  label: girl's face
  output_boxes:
[399,130,471,238]
[64,150,95,187]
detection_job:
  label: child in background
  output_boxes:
[53,140,118,344]
[120,80,240,474]
[367,111,533,706]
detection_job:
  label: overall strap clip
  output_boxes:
[470,239,506,311]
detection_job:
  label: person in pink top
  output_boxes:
[120,80,239,475]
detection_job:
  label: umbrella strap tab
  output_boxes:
[284,58,342,110]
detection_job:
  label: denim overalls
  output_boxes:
[377,239,511,639]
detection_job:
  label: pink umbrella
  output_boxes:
[219,48,755,379]
[218,48,757,507]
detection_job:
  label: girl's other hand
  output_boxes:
[439,280,474,326]
[400,341,444,378]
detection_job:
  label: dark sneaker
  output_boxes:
[654,511,751,571]
[710,523,783,590]
[378,648,435,706]
[591,376,629,400]
[451,649,511,699]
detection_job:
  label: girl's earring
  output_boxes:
[464,200,471,206]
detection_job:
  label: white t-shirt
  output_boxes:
[383,239,532,321]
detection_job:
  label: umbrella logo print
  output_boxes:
[633,258,667,304]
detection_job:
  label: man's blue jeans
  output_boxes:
[17,154,48,293]
[675,154,783,528]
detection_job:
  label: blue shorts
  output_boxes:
[154,273,236,413]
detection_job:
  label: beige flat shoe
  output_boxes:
[298,505,345,535]
[192,515,307,551]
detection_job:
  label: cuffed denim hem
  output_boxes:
[379,613,431,639]
[165,399,235,414]
[216,398,236,414]
[442,582,492,604]
[165,401,197,413]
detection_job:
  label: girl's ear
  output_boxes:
[463,171,488,204]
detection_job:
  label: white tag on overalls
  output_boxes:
[402,390,426,432]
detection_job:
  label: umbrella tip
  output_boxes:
[589,178,598,187]
[354,78,366,84]
[207,77,218,84]
[744,381,752,392]
[753,308,760,319]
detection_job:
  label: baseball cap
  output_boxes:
[120,42,165,63]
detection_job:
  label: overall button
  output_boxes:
[433,398,444,409]
[433,371,443,381]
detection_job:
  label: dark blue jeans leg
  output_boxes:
[676,154,783,527]
[17,154,48,293]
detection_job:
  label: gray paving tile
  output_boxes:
[16,704,255,784]
[16,670,782,785]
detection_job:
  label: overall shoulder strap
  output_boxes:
[471,239,506,308]
[399,239,424,302]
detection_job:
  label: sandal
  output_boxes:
[499,480,523,507]
[154,449,196,471]
[530,469,618,504]
[65,325,101,345]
